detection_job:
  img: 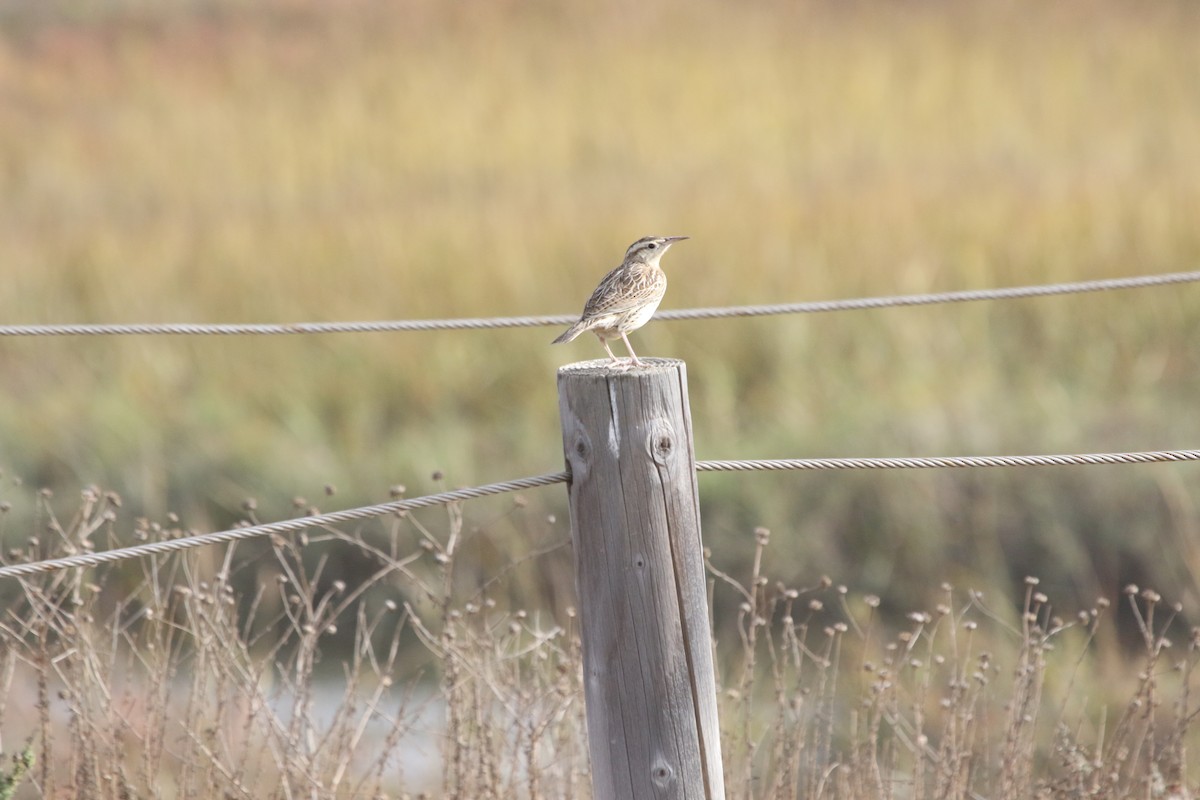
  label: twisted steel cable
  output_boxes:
[0,471,569,580]
[3,448,1199,580]
[0,270,1196,337]
[696,449,1200,472]
[656,270,1200,321]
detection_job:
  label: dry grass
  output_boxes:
[3,483,1200,798]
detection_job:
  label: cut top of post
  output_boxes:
[556,357,685,377]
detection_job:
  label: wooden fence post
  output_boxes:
[557,357,725,800]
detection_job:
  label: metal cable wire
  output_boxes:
[0,315,578,338]
[696,449,1200,472]
[656,270,1200,321]
[1,270,1196,337]
[3,447,1200,580]
[0,471,568,581]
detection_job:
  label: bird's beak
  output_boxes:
[664,236,689,243]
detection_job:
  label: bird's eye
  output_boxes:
[647,242,658,249]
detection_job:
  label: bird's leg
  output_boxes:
[599,337,622,364]
[620,332,645,367]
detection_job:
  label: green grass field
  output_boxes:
[2,0,1200,609]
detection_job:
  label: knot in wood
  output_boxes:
[650,758,675,789]
[564,424,593,482]
[648,419,676,465]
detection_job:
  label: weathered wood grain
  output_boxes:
[557,357,725,800]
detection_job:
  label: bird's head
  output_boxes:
[624,235,688,266]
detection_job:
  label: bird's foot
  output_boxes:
[603,357,639,371]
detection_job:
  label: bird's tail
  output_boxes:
[551,321,587,345]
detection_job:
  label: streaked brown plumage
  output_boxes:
[552,235,688,367]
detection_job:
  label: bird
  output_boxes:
[552,235,688,367]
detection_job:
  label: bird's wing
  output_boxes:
[580,265,667,319]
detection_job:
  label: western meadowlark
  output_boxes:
[552,235,688,367]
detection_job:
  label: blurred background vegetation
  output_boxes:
[1,0,1199,622]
